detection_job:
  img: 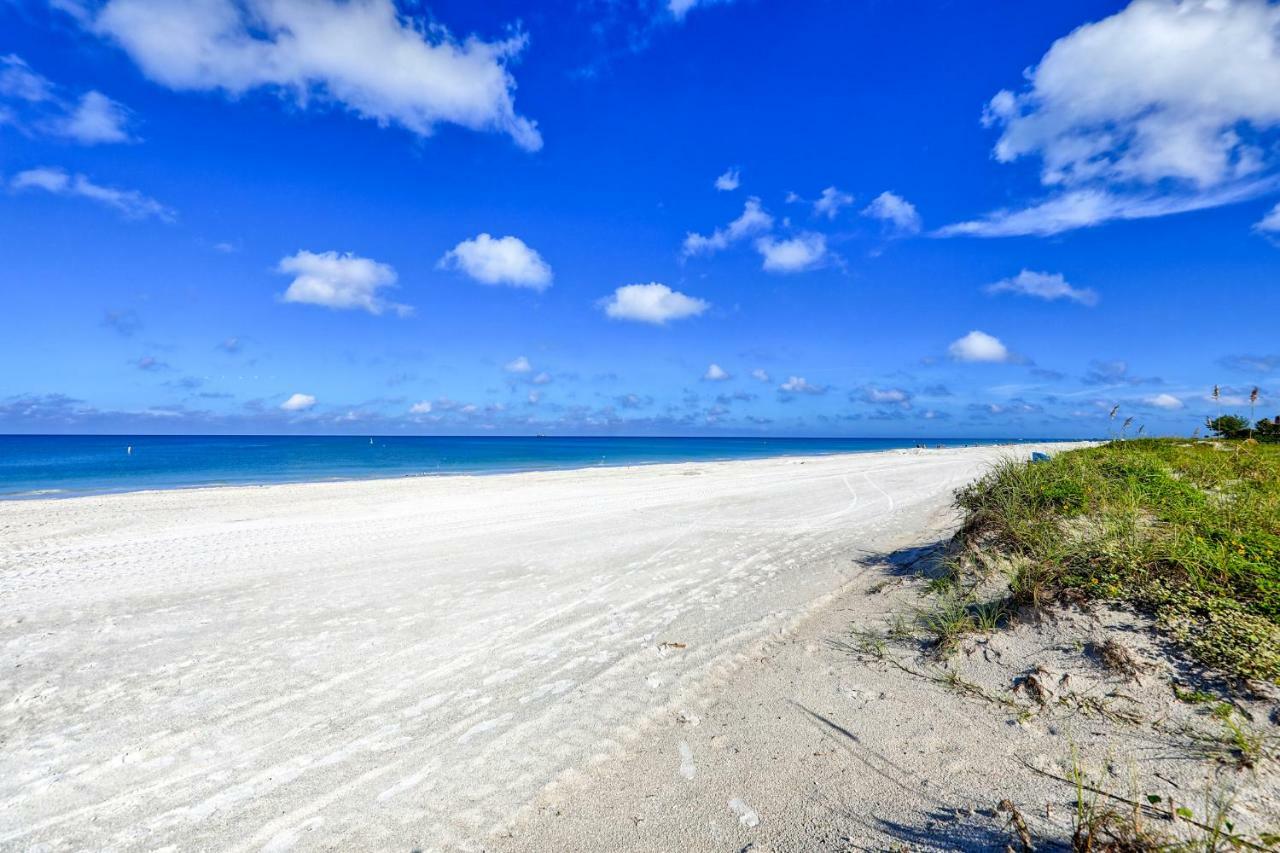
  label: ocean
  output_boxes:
[0,434,1035,498]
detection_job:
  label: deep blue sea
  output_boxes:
[0,435,1038,498]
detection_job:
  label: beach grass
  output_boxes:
[948,438,1280,684]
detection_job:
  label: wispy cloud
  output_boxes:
[0,54,132,144]
[858,386,912,408]
[1256,202,1280,236]
[133,355,168,371]
[0,54,54,102]
[102,309,142,337]
[1082,360,1161,387]
[778,376,827,396]
[11,167,173,221]
[862,191,921,235]
[504,355,533,374]
[683,197,773,256]
[938,182,1278,238]
[813,186,853,220]
[984,269,1098,306]
[56,91,132,143]
[1219,353,1280,374]
[668,0,738,21]
[615,393,653,409]
[968,398,1042,417]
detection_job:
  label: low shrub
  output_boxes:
[952,439,1280,683]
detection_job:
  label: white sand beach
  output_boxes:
[3,444,1095,850]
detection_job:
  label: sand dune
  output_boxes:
[0,444,1079,850]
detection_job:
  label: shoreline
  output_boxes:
[0,438,1082,502]
[3,442,1099,849]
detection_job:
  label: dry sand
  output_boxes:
[18,441,1260,852]
[505,550,1280,852]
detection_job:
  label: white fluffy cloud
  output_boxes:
[985,269,1098,306]
[714,168,740,191]
[409,400,433,414]
[277,249,408,316]
[751,368,770,383]
[779,376,826,395]
[704,363,729,381]
[948,330,1012,363]
[945,0,1280,236]
[439,234,552,290]
[813,186,853,219]
[78,0,541,150]
[280,392,316,412]
[683,197,773,256]
[1145,393,1184,410]
[505,355,532,373]
[987,0,1280,189]
[600,283,709,325]
[11,167,173,220]
[862,191,922,234]
[755,233,828,273]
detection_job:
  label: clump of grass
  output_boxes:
[1184,705,1276,771]
[915,590,1011,654]
[972,598,1011,631]
[918,592,974,653]
[1219,715,1271,770]
[850,626,886,658]
[951,439,1280,684]
[886,612,915,642]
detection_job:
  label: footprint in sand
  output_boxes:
[678,740,695,780]
[728,797,759,828]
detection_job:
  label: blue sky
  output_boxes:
[2,0,1278,437]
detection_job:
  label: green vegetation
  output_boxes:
[1206,413,1280,442]
[1206,414,1251,438]
[914,590,1011,653]
[1053,749,1279,852]
[950,439,1280,683]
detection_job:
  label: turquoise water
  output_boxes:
[0,435,1037,498]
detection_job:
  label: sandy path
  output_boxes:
[0,444,1074,850]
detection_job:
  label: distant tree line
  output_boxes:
[1206,413,1280,442]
